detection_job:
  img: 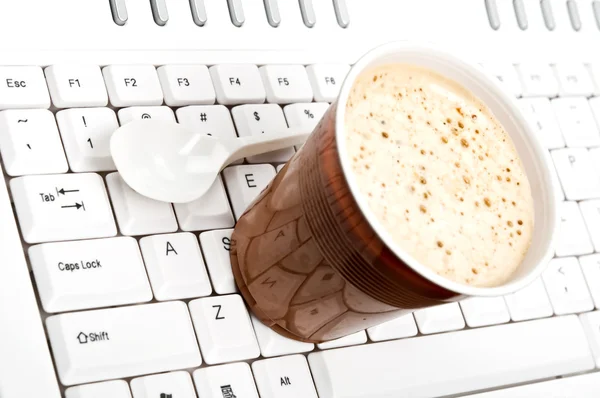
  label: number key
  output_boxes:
[56,108,119,172]
[0,109,68,176]
[188,294,260,364]
[117,106,175,125]
[175,105,237,140]
[284,102,329,131]
[231,104,294,163]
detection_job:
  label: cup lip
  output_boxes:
[334,41,559,297]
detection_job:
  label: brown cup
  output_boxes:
[230,42,559,343]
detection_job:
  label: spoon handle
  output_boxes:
[221,128,311,167]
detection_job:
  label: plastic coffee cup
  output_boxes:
[230,41,559,343]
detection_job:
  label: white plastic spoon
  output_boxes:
[110,119,310,203]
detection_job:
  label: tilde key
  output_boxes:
[10,173,116,243]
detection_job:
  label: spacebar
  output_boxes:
[308,315,595,398]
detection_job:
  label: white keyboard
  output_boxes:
[3,1,600,397]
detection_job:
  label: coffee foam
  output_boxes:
[344,64,534,287]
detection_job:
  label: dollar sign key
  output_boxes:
[254,111,260,121]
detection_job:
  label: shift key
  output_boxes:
[47,301,202,386]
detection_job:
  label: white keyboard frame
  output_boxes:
[0,0,598,66]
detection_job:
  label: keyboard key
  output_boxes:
[56,107,119,172]
[253,355,318,398]
[176,105,238,140]
[117,106,175,125]
[45,65,109,108]
[553,63,595,97]
[223,164,277,219]
[580,311,600,367]
[588,63,600,95]
[585,96,600,137]
[10,173,116,244]
[463,372,600,397]
[306,64,350,102]
[259,65,313,104]
[103,65,163,107]
[283,102,330,131]
[200,229,237,294]
[0,66,51,109]
[140,232,212,301]
[413,303,465,334]
[543,257,594,314]
[0,109,68,176]
[482,63,522,97]
[106,172,178,236]
[578,254,600,309]
[309,315,594,398]
[188,294,260,364]
[251,314,314,357]
[580,200,600,251]
[317,331,367,350]
[546,151,565,201]
[504,278,553,321]
[47,301,201,386]
[551,148,600,200]
[459,297,510,327]
[231,104,294,163]
[174,175,234,231]
[157,64,216,106]
[366,314,418,342]
[193,362,259,398]
[131,371,196,398]
[516,63,559,97]
[517,98,565,149]
[29,237,152,313]
[65,380,132,398]
[555,201,594,257]
[551,97,600,147]
[209,64,266,105]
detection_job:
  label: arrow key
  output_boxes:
[10,173,117,243]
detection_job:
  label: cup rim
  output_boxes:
[334,41,559,297]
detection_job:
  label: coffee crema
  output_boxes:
[344,64,534,287]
